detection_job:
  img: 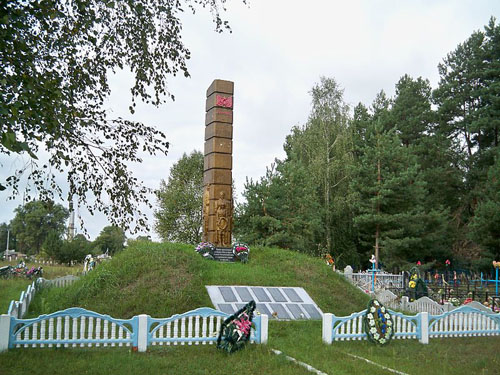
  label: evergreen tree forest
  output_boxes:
[234,18,500,272]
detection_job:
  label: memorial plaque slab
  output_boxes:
[256,304,272,317]
[268,288,287,302]
[219,286,237,302]
[269,303,291,319]
[251,287,271,302]
[206,285,323,320]
[213,248,235,262]
[283,288,303,302]
[235,287,253,301]
[286,304,306,319]
[302,304,322,319]
[218,304,235,314]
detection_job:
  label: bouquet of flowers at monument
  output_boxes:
[195,242,216,260]
[217,300,256,354]
[232,242,250,263]
[363,299,394,345]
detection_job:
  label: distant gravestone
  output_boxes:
[344,265,353,280]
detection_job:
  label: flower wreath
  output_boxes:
[363,299,394,345]
[217,300,256,353]
[232,242,250,263]
[195,242,216,260]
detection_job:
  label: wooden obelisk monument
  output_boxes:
[203,79,234,261]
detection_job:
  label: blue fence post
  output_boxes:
[253,314,261,343]
[252,314,268,344]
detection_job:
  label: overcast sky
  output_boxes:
[1,0,499,241]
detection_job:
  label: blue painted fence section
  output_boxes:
[1,307,268,352]
[428,305,500,338]
[148,307,264,346]
[325,309,420,342]
[8,308,137,349]
[323,306,499,344]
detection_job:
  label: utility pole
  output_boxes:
[67,198,75,241]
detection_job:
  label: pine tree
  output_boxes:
[468,151,500,262]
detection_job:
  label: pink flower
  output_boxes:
[417,261,421,266]
[235,319,252,335]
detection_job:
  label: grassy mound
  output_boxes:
[28,241,369,318]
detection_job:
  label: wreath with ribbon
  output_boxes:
[217,300,256,353]
[195,242,216,260]
[363,299,394,345]
[232,242,250,263]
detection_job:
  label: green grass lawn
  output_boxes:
[0,345,310,375]
[269,320,500,375]
[0,278,31,313]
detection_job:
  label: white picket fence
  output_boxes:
[7,280,41,319]
[6,275,80,319]
[322,306,500,345]
[32,259,60,265]
[40,275,80,288]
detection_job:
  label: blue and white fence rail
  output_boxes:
[147,307,267,347]
[0,307,268,352]
[322,306,500,345]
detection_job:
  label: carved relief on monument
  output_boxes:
[216,191,232,247]
[203,185,211,241]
